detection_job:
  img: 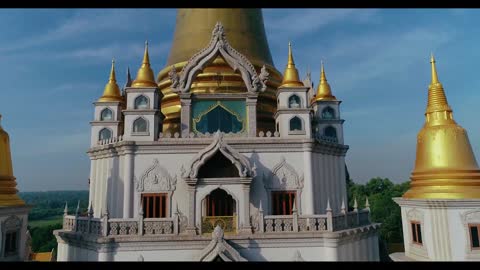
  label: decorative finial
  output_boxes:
[313,60,336,102]
[75,200,80,215]
[131,40,156,88]
[88,202,94,217]
[326,198,332,212]
[365,197,370,210]
[430,53,439,85]
[353,198,358,211]
[292,200,297,213]
[287,41,295,66]
[341,198,346,214]
[64,202,68,215]
[259,200,263,212]
[109,58,117,82]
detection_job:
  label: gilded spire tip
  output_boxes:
[430,53,439,85]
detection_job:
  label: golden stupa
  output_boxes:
[403,55,480,199]
[279,42,304,88]
[132,41,157,88]
[312,61,336,102]
[98,59,124,103]
[0,115,26,207]
[156,8,283,133]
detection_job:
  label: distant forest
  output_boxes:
[19,191,89,253]
[19,178,408,261]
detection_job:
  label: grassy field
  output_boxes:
[29,215,63,228]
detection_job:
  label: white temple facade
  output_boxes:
[54,10,380,261]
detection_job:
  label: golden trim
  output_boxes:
[192,101,246,134]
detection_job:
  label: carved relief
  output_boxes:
[184,131,253,180]
[3,215,22,231]
[135,159,177,192]
[407,208,424,223]
[263,156,304,190]
[171,22,269,94]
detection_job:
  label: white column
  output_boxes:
[241,184,252,233]
[303,151,314,214]
[89,158,96,208]
[186,185,197,234]
[123,148,134,218]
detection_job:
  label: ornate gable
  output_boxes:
[168,22,269,94]
[135,159,177,192]
[197,225,247,262]
[263,156,304,190]
[183,131,254,180]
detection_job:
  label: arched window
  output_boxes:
[134,95,149,109]
[289,116,302,131]
[322,107,335,119]
[288,95,301,108]
[100,108,113,121]
[324,126,337,140]
[133,118,148,133]
[99,128,112,141]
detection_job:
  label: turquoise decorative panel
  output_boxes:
[192,100,246,134]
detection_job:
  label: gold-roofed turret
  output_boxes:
[156,9,283,134]
[98,59,123,102]
[132,41,157,88]
[0,114,26,207]
[403,54,480,199]
[313,61,337,102]
[280,42,304,88]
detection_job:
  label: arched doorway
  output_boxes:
[202,189,237,234]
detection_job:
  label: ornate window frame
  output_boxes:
[191,101,246,135]
[132,117,149,136]
[288,115,305,135]
[134,159,177,218]
[461,209,480,259]
[324,125,337,140]
[100,107,114,121]
[321,106,335,119]
[288,94,302,108]
[134,95,150,110]
[98,127,113,141]
[406,208,428,259]
[1,215,22,258]
[261,156,304,215]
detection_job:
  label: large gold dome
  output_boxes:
[156,9,283,134]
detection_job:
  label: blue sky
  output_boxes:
[1,9,479,191]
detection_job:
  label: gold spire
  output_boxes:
[403,55,480,199]
[313,61,336,102]
[0,114,26,207]
[132,41,157,88]
[98,59,123,102]
[280,42,304,87]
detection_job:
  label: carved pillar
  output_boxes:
[240,184,252,233]
[185,184,197,235]
[179,93,192,137]
[123,147,134,218]
[246,94,258,137]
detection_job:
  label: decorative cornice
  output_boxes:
[393,197,480,208]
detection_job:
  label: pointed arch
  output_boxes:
[168,22,269,94]
[183,131,252,181]
[134,95,149,109]
[99,128,112,140]
[133,117,148,133]
[100,107,113,121]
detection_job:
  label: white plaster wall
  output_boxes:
[58,232,379,261]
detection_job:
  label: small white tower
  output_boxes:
[275,42,311,138]
[123,41,164,141]
[310,62,344,144]
[90,59,124,147]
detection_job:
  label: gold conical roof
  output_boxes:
[132,41,157,88]
[0,115,26,207]
[313,61,336,102]
[280,42,304,88]
[403,54,480,199]
[156,9,283,134]
[98,59,123,102]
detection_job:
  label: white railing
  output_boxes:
[61,205,371,237]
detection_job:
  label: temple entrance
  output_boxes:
[202,189,237,234]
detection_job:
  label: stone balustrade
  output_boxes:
[61,207,371,237]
